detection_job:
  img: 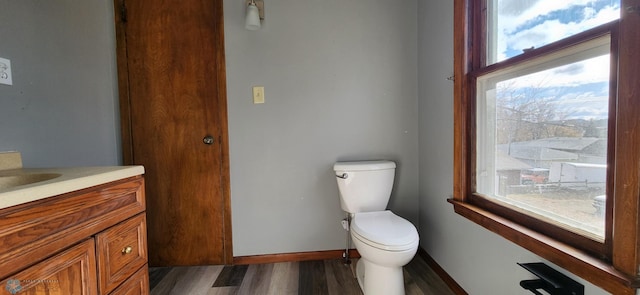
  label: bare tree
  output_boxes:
[495,80,582,145]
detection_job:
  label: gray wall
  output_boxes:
[223,0,419,256]
[0,0,121,167]
[0,1,615,293]
[416,0,610,294]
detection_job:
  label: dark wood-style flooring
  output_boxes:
[149,254,456,295]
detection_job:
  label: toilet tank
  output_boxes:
[333,160,396,214]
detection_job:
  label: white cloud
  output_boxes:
[494,55,610,120]
[498,0,595,31]
[501,54,610,89]
[490,1,618,119]
[493,1,619,61]
[553,94,609,119]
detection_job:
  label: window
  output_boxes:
[477,34,612,243]
[451,0,640,294]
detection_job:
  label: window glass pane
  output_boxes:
[476,38,610,241]
[487,0,620,64]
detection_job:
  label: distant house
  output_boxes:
[496,150,531,195]
[498,137,606,169]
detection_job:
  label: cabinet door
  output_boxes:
[0,239,98,295]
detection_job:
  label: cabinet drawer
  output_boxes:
[97,214,147,295]
[109,265,149,295]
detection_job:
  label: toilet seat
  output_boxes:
[351,210,418,251]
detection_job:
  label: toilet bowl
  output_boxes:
[333,160,419,295]
[350,210,419,295]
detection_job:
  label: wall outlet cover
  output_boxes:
[0,57,13,85]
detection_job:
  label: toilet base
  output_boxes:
[356,258,405,295]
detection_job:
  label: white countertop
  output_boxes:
[0,166,145,210]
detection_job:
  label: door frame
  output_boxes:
[112,0,233,264]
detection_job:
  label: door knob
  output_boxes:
[203,135,215,145]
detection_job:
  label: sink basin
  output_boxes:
[0,173,62,190]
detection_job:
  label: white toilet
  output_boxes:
[333,160,419,295]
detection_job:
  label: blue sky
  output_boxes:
[496,0,620,61]
[494,0,620,120]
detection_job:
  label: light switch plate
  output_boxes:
[253,86,265,104]
[0,57,13,86]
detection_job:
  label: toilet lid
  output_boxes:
[351,211,418,251]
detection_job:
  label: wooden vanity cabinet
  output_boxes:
[0,175,148,295]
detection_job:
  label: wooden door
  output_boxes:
[114,0,232,266]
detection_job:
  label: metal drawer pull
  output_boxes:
[122,246,133,254]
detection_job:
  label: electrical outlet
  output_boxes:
[0,57,13,86]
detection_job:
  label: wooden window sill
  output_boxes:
[448,199,639,295]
